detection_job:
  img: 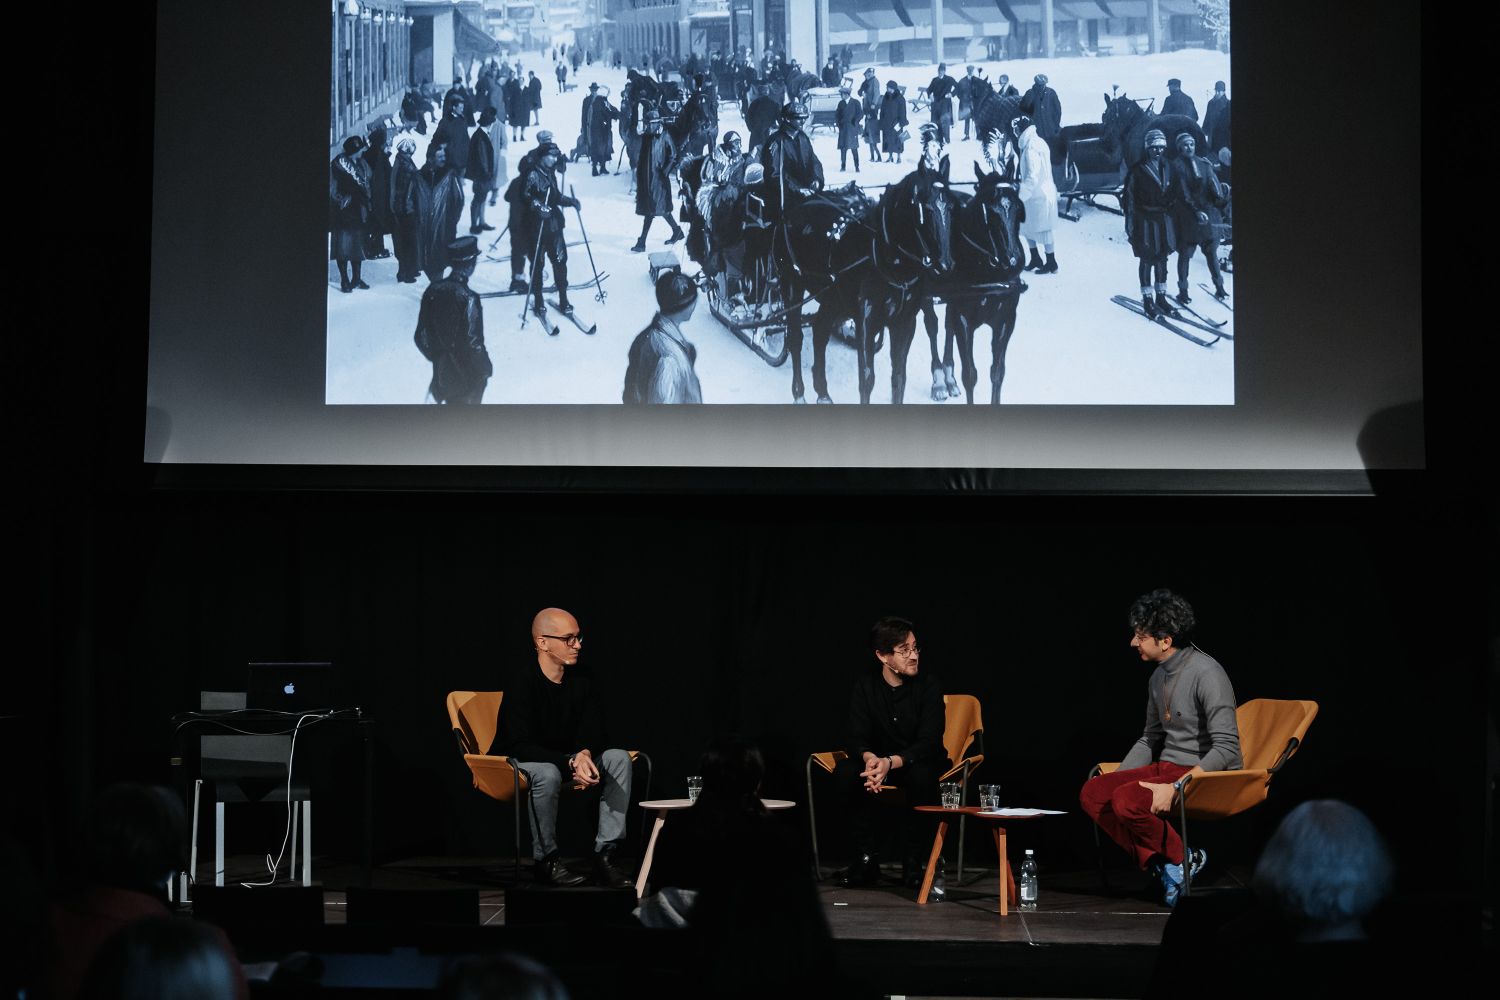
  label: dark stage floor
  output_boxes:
[194,854,1238,997]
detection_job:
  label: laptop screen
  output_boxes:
[245,662,342,711]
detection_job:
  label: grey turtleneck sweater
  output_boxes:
[1119,645,1243,773]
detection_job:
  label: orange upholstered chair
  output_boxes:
[446,690,652,883]
[806,694,986,881]
[1091,698,1318,895]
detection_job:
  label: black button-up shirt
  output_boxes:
[844,671,947,769]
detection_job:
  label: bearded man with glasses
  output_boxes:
[491,607,635,888]
[835,616,948,888]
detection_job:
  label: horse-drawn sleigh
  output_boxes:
[679,135,1030,404]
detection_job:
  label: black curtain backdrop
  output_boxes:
[28,489,1487,898]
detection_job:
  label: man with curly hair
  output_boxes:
[1079,589,1241,906]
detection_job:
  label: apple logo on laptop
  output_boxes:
[284,682,296,695]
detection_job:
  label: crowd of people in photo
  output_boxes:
[331,39,1234,406]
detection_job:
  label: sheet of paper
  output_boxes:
[980,807,1067,816]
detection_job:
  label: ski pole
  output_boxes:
[568,185,606,304]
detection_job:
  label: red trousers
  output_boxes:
[1078,761,1192,869]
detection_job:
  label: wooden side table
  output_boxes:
[913,805,1062,915]
[635,797,795,898]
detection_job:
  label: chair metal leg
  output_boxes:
[187,779,202,902]
[290,802,299,883]
[214,801,226,886]
[1178,793,1192,897]
[302,801,313,886]
[806,756,821,880]
[513,764,522,886]
[956,763,970,882]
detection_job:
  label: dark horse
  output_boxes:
[1100,94,1206,169]
[774,157,954,404]
[666,86,716,159]
[935,155,1029,404]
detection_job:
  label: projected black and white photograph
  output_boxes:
[327,1,1233,405]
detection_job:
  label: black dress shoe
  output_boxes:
[537,857,589,887]
[836,854,880,887]
[593,847,634,889]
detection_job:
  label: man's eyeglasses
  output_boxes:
[893,644,920,658]
[541,633,583,647]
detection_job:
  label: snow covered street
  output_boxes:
[327,49,1232,405]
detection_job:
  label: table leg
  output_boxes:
[635,809,668,898]
[991,826,1008,916]
[917,819,950,905]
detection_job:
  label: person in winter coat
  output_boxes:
[1019,74,1062,142]
[1161,79,1198,122]
[1169,132,1229,302]
[955,65,984,140]
[834,85,864,172]
[467,107,499,234]
[878,80,908,162]
[330,135,372,292]
[431,91,472,173]
[924,63,957,144]
[623,272,703,404]
[857,67,882,161]
[580,82,619,176]
[389,136,424,283]
[362,127,393,259]
[518,142,581,320]
[760,102,824,222]
[419,140,467,283]
[555,61,568,94]
[413,235,491,404]
[504,74,526,141]
[1202,81,1231,157]
[995,73,1019,98]
[631,108,684,251]
[1123,129,1181,319]
[527,71,543,126]
[1012,115,1059,273]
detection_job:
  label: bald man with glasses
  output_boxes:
[835,616,948,888]
[492,607,635,888]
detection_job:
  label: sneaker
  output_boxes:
[1159,860,1184,907]
[1187,847,1207,881]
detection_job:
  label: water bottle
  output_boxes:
[1018,849,1038,910]
[929,857,947,902]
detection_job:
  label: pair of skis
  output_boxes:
[535,298,597,337]
[1110,295,1225,348]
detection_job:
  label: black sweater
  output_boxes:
[490,662,604,771]
[844,671,947,769]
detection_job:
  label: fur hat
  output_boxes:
[1145,128,1168,148]
[1175,132,1195,150]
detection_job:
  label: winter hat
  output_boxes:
[1175,132,1195,150]
[537,130,555,143]
[1145,129,1168,148]
[447,236,480,262]
[655,271,697,314]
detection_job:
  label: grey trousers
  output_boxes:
[518,748,632,859]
